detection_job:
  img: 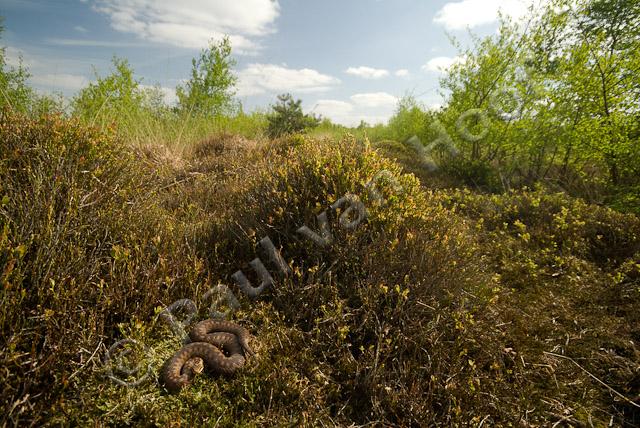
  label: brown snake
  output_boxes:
[161,319,254,392]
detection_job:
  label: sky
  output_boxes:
[1,0,541,126]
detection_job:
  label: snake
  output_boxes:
[161,319,254,392]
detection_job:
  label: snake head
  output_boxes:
[182,357,205,377]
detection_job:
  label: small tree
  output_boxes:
[387,95,429,142]
[267,93,320,138]
[176,36,237,116]
[357,120,370,130]
[0,20,34,113]
[140,84,170,114]
[72,57,143,121]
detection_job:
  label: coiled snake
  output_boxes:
[161,319,254,392]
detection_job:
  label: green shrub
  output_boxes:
[266,93,320,138]
[608,185,640,215]
[72,57,144,122]
[0,22,58,115]
[56,133,495,426]
[176,36,238,117]
[441,158,500,190]
[440,187,640,266]
[386,95,430,142]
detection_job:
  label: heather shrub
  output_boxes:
[440,187,640,266]
[0,111,204,424]
[3,117,639,425]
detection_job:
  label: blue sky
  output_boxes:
[1,0,538,126]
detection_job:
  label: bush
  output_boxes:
[441,158,500,190]
[72,57,144,122]
[59,132,501,426]
[176,36,238,117]
[386,95,430,142]
[3,117,639,425]
[0,111,204,425]
[440,187,640,266]
[266,93,320,138]
[0,22,58,115]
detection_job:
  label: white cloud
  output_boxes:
[395,69,410,77]
[94,0,280,52]
[4,46,38,68]
[350,92,398,108]
[311,99,354,117]
[29,73,90,91]
[237,64,340,97]
[74,25,88,33]
[307,93,398,127]
[422,56,464,73]
[345,66,389,80]
[433,0,537,30]
[46,38,146,48]
[308,99,388,127]
[3,45,97,97]
[159,87,178,105]
[140,84,178,105]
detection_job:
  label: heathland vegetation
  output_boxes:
[1,0,639,425]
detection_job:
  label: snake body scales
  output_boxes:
[161,319,254,392]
